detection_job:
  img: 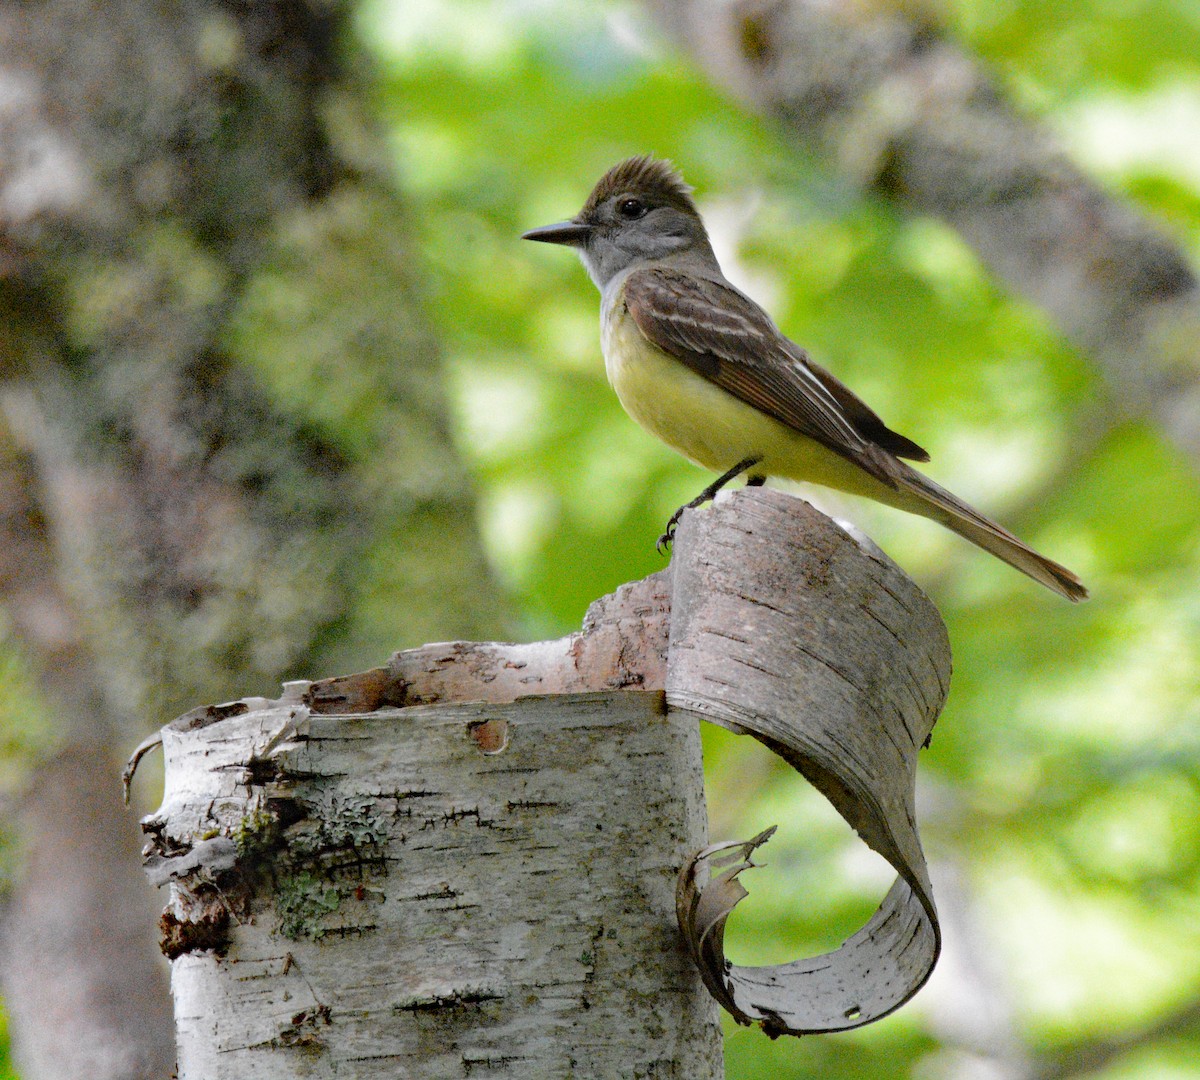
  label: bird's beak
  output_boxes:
[521,220,592,247]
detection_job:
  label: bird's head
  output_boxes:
[522,156,715,290]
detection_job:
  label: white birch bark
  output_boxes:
[142,574,723,1079]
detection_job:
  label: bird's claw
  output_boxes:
[656,511,684,555]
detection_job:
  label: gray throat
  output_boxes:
[581,239,724,295]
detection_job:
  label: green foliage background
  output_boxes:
[0,1,1196,1076]
[359,0,1200,1076]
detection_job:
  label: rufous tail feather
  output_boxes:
[894,464,1088,602]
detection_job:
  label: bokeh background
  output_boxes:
[2,0,1199,1077]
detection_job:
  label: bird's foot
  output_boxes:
[655,455,764,557]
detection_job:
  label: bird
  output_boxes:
[522,156,1087,602]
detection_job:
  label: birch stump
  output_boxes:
[135,488,951,1077]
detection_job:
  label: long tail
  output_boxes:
[891,463,1088,602]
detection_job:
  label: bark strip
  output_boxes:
[669,490,949,1034]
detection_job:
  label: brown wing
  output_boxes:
[805,359,929,462]
[622,268,930,479]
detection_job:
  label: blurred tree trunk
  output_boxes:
[0,2,508,1077]
[652,0,1200,466]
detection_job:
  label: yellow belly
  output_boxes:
[601,301,892,503]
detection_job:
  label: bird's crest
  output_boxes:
[581,156,698,217]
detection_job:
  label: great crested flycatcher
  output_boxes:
[523,156,1087,601]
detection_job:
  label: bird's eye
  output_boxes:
[617,198,647,219]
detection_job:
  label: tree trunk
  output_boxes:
[0,2,507,1074]
[146,574,724,1079]
[161,689,719,1079]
